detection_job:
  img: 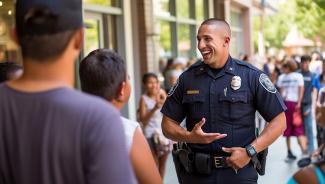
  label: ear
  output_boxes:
[73,28,84,50]
[224,36,230,47]
[117,81,126,101]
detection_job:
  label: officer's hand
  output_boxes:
[222,147,251,171]
[188,118,227,144]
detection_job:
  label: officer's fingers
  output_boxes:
[202,133,226,143]
[193,118,206,130]
[222,147,234,153]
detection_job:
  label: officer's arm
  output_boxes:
[250,112,286,153]
[161,116,190,142]
[162,116,227,143]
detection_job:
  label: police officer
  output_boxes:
[161,18,287,183]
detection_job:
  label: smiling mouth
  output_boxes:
[201,51,212,59]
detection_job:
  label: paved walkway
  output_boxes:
[164,137,305,184]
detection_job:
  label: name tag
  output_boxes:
[186,90,200,95]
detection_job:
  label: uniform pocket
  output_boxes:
[182,94,206,130]
[218,91,250,121]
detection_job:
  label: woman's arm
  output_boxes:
[130,127,162,184]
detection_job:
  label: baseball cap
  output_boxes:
[15,0,83,36]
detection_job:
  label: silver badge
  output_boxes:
[231,76,241,90]
[259,73,276,93]
[167,79,180,97]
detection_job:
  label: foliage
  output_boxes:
[253,0,325,49]
[295,0,325,44]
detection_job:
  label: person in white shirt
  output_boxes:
[80,49,162,184]
[277,59,307,161]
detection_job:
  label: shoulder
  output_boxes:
[293,166,318,184]
[121,117,140,130]
[233,58,261,73]
[59,89,121,124]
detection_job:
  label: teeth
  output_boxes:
[202,51,210,54]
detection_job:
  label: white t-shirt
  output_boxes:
[121,117,140,153]
[277,72,304,102]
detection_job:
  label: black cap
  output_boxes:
[15,0,83,36]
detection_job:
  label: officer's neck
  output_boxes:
[209,54,229,69]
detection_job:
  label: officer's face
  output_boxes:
[197,24,229,67]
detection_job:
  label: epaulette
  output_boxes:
[187,60,204,71]
[233,58,260,72]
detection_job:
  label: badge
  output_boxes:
[231,76,241,90]
[167,79,179,97]
[224,87,227,96]
[259,73,276,93]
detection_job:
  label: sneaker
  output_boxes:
[287,150,297,160]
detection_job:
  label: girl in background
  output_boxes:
[138,73,171,178]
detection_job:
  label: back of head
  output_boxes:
[301,55,311,63]
[0,62,22,82]
[283,59,298,72]
[79,49,126,101]
[16,0,83,61]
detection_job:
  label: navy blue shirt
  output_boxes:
[161,56,286,154]
[300,71,316,104]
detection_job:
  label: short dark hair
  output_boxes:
[142,72,158,85]
[0,62,22,82]
[79,49,126,101]
[19,29,76,61]
[201,18,231,37]
[301,55,311,63]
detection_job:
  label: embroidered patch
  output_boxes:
[259,73,276,93]
[168,79,179,97]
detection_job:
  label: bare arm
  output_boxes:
[138,96,160,126]
[251,112,286,153]
[162,116,227,144]
[130,127,162,184]
[224,112,286,170]
[296,86,304,109]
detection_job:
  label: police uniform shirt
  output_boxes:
[161,56,287,154]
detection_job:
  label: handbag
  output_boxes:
[293,109,302,127]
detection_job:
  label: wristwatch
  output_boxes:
[245,144,257,157]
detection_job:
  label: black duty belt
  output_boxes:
[212,156,229,168]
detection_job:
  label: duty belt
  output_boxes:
[213,156,229,168]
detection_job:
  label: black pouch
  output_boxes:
[194,152,212,175]
[256,148,268,175]
[178,149,195,173]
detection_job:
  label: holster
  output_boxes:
[253,148,268,175]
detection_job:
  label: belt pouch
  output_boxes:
[179,149,194,173]
[194,153,212,175]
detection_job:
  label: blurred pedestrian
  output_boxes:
[138,72,171,178]
[277,59,307,160]
[79,49,162,184]
[0,62,23,82]
[0,0,136,183]
[299,55,317,154]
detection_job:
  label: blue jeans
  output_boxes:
[302,103,315,153]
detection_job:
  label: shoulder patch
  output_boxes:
[168,79,180,97]
[259,73,276,93]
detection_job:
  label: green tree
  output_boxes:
[295,0,325,46]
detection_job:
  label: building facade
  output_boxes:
[0,0,254,120]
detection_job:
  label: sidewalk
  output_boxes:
[164,137,303,184]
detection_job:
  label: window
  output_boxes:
[155,0,208,59]
[84,0,120,7]
[230,10,244,58]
